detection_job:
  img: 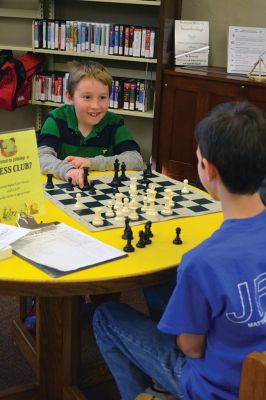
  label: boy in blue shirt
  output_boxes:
[92,102,266,400]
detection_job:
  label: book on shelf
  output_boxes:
[33,19,157,59]
[33,72,153,113]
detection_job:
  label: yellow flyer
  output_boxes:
[0,128,45,225]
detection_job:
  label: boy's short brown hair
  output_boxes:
[67,60,112,97]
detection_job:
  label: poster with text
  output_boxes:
[0,128,45,225]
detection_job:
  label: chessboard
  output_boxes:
[44,171,221,232]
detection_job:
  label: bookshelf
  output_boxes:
[0,0,181,161]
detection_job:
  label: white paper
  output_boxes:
[227,26,266,74]
[175,20,209,66]
[0,223,30,251]
[12,223,126,272]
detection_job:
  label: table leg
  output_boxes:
[36,296,84,400]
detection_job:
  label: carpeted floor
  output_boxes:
[0,296,35,389]
[0,289,148,398]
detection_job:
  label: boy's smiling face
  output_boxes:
[67,77,109,135]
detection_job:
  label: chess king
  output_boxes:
[38,60,143,188]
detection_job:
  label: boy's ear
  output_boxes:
[202,158,218,182]
[65,90,74,105]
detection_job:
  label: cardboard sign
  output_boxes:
[0,128,45,225]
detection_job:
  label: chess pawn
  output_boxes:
[141,196,148,212]
[181,179,189,194]
[105,200,115,218]
[92,207,104,226]
[173,227,183,245]
[114,203,125,223]
[128,198,139,221]
[114,192,124,210]
[146,198,158,218]
[74,193,83,209]
[122,197,130,217]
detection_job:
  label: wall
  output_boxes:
[181,0,266,67]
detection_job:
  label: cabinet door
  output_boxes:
[157,73,250,183]
[157,74,199,183]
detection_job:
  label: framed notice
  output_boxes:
[175,20,209,66]
[227,26,266,74]
[0,128,45,225]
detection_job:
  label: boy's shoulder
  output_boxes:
[182,209,266,275]
[47,104,74,120]
[104,111,124,125]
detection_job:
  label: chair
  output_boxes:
[238,351,266,400]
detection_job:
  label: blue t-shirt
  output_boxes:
[158,210,266,399]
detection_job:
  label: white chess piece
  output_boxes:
[141,196,148,212]
[128,198,138,221]
[161,196,173,216]
[92,207,104,226]
[122,197,130,217]
[181,179,189,194]
[105,200,115,218]
[114,203,125,223]
[114,192,124,210]
[146,197,158,218]
[74,193,83,209]
[164,188,174,207]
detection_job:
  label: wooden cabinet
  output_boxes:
[156,67,266,184]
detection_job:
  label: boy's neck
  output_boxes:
[78,123,93,137]
[220,190,265,220]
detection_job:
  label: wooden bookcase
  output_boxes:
[0,0,182,162]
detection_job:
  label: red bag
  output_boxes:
[0,51,43,111]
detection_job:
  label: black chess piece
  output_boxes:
[140,169,150,185]
[120,161,129,181]
[145,220,153,238]
[123,229,134,252]
[173,227,183,245]
[66,177,74,191]
[113,183,120,194]
[89,180,96,195]
[145,159,153,178]
[110,158,121,187]
[136,230,146,248]
[144,231,152,245]
[122,216,133,240]
[83,167,90,191]
[45,173,54,189]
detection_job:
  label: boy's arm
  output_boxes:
[38,145,74,180]
[176,333,206,358]
[89,150,143,171]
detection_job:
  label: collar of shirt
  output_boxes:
[67,106,109,141]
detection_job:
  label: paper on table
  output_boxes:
[0,223,30,251]
[12,223,127,272]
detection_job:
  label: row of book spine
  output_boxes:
[33,20,156,58]
[110,79,152,112]
[33,72,153,112]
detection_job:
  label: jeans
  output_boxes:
[93,300,185,400]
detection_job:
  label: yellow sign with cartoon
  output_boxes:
[0,128,45,224]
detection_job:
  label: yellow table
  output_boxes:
[0,174,223,400]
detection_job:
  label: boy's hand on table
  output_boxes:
[64,156,92,169]
[65,168,86,188]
